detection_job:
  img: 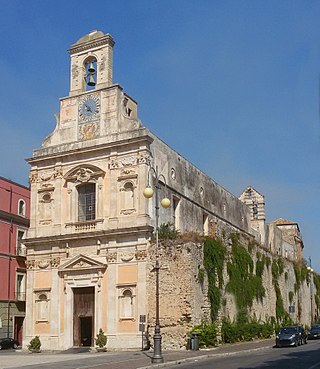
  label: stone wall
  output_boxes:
[147,237,315,349]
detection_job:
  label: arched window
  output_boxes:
[252,200,258,219]
[18,200,26,217]
[120,289,133,318]
[78,183,96,221]
[36,293,49,321]
[124,182,134,209]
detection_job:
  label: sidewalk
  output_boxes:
[140,338,275,369]
[0,338,275,369]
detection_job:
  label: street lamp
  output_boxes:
[143,165,170,364]
[307,257,314,325]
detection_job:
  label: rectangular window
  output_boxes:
[172,196,180,231]
[78,184,96,221]
[16,230,26,256]
[16,273,26,301]
[203,214,209,235]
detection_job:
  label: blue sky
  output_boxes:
[0,0,319,271]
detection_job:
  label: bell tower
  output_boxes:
[68,30,115,96]
[239,186,266,244]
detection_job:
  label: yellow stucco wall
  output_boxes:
[117,264,137,284]
[117,319,136,333]
[35,322,50,334]
[34,271,52,289]
[60,281,64,333]
[102,270,107,331]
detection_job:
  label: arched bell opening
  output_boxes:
[84,57,97,91]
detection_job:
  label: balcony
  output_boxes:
[65,219,103,233]
[15,292,26,301]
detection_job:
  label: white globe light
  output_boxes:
[161,197,171,208]
[143,187,154,198]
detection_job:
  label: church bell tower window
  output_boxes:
[85,58,97,91]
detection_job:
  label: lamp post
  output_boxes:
[307,257,314,325]
[143,165,170,364]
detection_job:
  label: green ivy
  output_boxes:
[265,256,271,269]
[294,264,309,293]
[272,260,280,281]
[198,267,205,284]
[256,257,265,278]
[277,258,284,275]
[191,321,218,348]
[288,291,294,304]
[274,280,286,322]
[226,234,265,320]
[314,273,320,313]
[157,222,179,240]
[203,237,226,320]
[221,318,274,343]
[269,258,289,323]
[191,318,274,347]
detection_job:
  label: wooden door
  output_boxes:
[73,287,94,346]
[14,317,24,345]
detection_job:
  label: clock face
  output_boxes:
[79,94,100,122]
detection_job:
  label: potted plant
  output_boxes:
[95,328,107,352]
[27,336,41,353]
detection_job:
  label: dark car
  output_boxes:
[276,326,300,347]
[0,337,20,350]
[308,324,320,339]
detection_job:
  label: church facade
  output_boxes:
[24,31,303,350]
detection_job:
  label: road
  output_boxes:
[1,339,319,369]
[165,340,320,369]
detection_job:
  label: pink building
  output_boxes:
[0,177,30,345]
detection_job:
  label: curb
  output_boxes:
[138,344,272,369]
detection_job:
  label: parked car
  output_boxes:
[0,337,20,350]
[308,324,320,339]
[276,326,300,347]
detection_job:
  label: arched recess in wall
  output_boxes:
[18,199,26,217]
[119,178,137,216]
[119,288,134,319]
[39,192,53,223]
[123,182,134,210]
[35,291,50,322]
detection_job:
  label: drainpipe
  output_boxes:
[7,186,13,338]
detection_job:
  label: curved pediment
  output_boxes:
[64,164,105,183]
[58,254,106,273]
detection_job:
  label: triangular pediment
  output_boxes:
[58,254,106,273]
[239,186,264,202]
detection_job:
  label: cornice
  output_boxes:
[24,225,153,246]
[68,34,115,55]
[0,210,30,227]
[26,129,153,164]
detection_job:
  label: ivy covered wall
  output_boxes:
[148,231,319,349]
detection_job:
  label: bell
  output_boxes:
[87,74,96,86]
[88,62,96,73]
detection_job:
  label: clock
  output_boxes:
[79,94,100,122]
